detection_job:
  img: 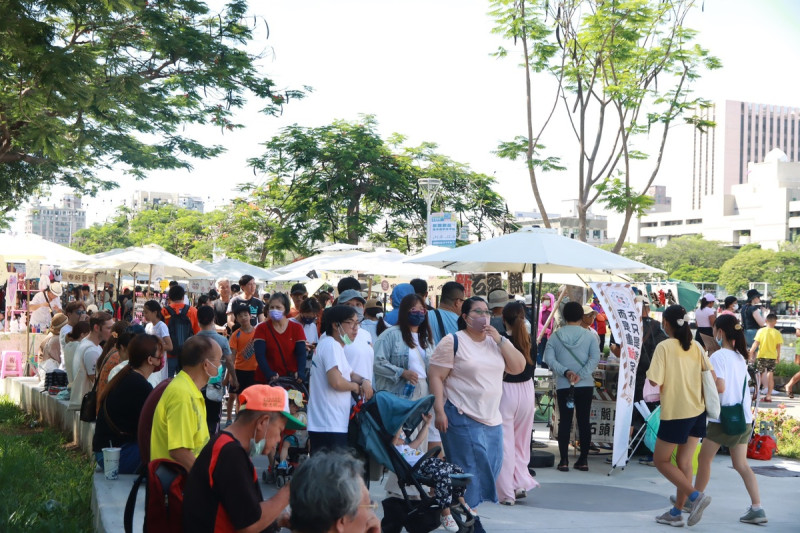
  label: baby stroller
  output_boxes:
[262,377,310,487]
[351,391,475,533]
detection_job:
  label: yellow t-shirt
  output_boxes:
[754,327,782,359]
[150,371,209,461]
[646,339,713,421]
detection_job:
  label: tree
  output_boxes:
[70,212,132,254]
[0,0,301,224]
[669,265,719,283]
[614,235,734,275]
[492,0,719,250]
[775,281,800,305]
[717,248,776,294]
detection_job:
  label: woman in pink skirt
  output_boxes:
[496,301,539,505]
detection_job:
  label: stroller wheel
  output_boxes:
[276,475,286,488]
[262,469,275,484]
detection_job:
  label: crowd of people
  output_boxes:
[28,272,791,531]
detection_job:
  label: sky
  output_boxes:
[13,0,800,238]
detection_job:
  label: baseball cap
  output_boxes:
[746,288,762,300]
[365,298,383,310]
[239,385,306,430]
[338,289,366,305]
[86,304,99,314]
[702,293,716,303]
[48,282,63,297]
[487,290,509,309]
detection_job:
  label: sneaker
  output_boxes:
[668,495,692,513]
[687,492,711,527]
[739,506,767,524]
[441,514,459,532]
[656,510,685,527]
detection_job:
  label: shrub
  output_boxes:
[774,361,800,378]
[755,405,800,459]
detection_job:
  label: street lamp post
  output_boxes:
[418,178,442,247]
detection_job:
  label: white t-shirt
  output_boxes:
[344,327,374,383]
[408,332,427,380]
[290,318,319,345]
[30,291,56,328]
[59,324,73,364]
[307,336,353,433]
[77,338,102,377]
[63,340,81,384]
[695,307,716,328]
[396,444,424,466]
[69,338,98,409]
[146,320,170,339]
[708,348,753,424]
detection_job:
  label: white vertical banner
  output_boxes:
[589,283,642,468]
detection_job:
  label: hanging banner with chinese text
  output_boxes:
[590,282,642,468]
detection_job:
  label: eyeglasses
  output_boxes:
[341,320,359,327]
[470,310,492,316]
[359,501,379,511]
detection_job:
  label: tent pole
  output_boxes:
[530,264,538,344]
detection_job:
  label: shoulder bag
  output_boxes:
[719,376,748,435]
[79,347,103,422]
[700,351,721,420]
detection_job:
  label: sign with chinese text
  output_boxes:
[430,212,457,248]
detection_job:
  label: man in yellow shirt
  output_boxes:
[748,313,782,403]
[151,335,223,471]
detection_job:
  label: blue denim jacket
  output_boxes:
[373,325,433,395]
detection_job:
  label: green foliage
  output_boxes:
[775,281,800,304]
[774,361,800,379]
[670,265,719,283]
[717,248,775,294]
[616,235,735,276]
[0,396,94,532]
[595,177,655,217]
[0,0,302,222]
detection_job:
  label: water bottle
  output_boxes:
[402,382,416,399]
[566,385,575,409]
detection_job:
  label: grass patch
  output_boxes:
[0,395,94,532]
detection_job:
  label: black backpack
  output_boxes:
[165,305,193,357]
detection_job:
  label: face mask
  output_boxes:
[716,336,723,348]
[269,309,284,321]
[408,311,426,326]
[204,359,220,379]
[152,355,165,373]
[468,316,487,332]
[300,316,316,325]
[732,304,739,311]
[542,301,550,308]
[338,326,353,345]
[249,427,266,457]
[353,307,364,321]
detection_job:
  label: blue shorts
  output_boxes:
[658,412,707,445]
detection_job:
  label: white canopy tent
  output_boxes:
[0,233,91,264]
[194,258,279,282]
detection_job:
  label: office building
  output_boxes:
[25,194,87,245]
[515,199,611,245]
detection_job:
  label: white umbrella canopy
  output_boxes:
[316,243,363,252]
[273,251,367,274]
[194,258,279,282]
[61,248,128,273]
[0,233,91,264]
[408,227,663,275]
[322,248,453,278]
[97,244,213,279]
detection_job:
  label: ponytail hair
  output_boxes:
[376,315,389,337]
[663,305,692,351]
[503,301,532,365]
[143,300,164,321]
[713,314,748,360]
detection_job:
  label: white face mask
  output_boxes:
[732,304,739,311]
[249,426,266,457]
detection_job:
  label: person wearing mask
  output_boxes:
[182,385,306,533]
[254,293,307,384]
[227,275,266,329]
[69,312,114,410]
[30,282,63,332]
[227,303,257,426]
[428,297,526,532]
[647,305,715,528]
[143,300,173,385]
[694,294,717,348]
[740,289,766,349]
[360,298,383,344]
[95,320,131,403]
[487,289,510,335]
[93,334,161,474]
[537,293,555,368]
[289,283,308,319]
[291,298,322,378]
[337,289,375,383]
[693,315,766,525]
[496,301,539,505]
[381,283,415,328]
[289,451,380,533]
[429,281,465,345]
[307,306,373,453]
[718,296,739,317]
[544,302,601,473]
[59,301,86,357]
[150,335,223,470]
[213,278,232,335]
[63,321,91,386]
[196,305,237,435]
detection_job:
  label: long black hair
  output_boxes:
[397,293,431,350]
[714,314,748,360]
[663,305,692,351]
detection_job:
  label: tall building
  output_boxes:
[515,199,611,245]
[25,194,86,245]
[692,100,800,209]
[126,191,205,213]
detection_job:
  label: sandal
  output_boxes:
[557,461,569,472]
[785,386,795,399]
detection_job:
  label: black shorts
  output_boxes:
[657,412,707,444]
[233,369,256,394]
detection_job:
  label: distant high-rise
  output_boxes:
[125,191,205,213]
[25,194,86,245]
[692,100,800,209]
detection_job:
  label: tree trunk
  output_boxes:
[577,202,587,242]
[612,206,635,253]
